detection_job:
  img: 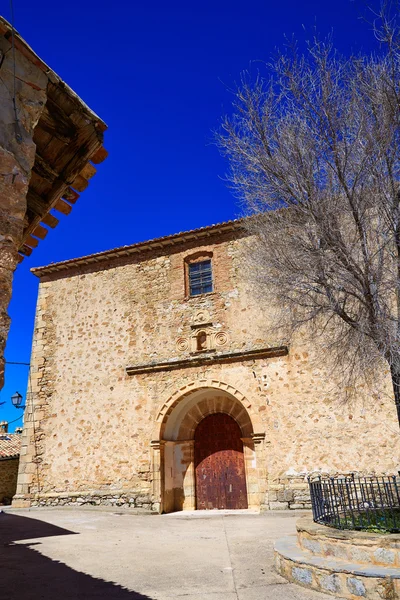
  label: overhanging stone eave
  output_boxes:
[0,17,106,127]
[0,18,108,262]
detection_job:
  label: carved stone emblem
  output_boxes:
[176,337,189,352]
[192,310,210,325]
[214,331,229,347]
[176,313,230,354]
[189,328,230,353]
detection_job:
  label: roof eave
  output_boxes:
[31,219,247,278]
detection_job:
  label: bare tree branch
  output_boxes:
[216,3,400,425]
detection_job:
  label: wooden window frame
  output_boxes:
[184,251,214,298]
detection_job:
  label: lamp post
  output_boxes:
[11,392,25,409]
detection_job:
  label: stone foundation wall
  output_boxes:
[268,474,311,510]
[23,490,155,511]
[0,458,19,504]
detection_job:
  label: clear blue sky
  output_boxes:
[2,0,381,428]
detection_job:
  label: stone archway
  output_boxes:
[151,380,267,513]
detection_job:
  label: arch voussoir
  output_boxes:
[153,379,263,441]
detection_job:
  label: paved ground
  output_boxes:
[0,508,337,600]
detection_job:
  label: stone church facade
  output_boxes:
[13,220,400,512]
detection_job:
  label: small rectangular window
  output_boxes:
[189,260,213,296]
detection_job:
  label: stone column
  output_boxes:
[0,30,47,390]
[252,433,269,511]
[242,438,259,509]
[241,433,268,511]
[182,440,195,510]
[163,440,175,513]
[150,440,164,513]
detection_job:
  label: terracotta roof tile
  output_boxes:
[31,218,246,277]
[0,434,21,459]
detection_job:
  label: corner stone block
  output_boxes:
[18,473,33,484]
[12,498,31,508]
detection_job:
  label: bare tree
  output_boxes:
[216,8,400,426]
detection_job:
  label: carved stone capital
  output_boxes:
[150,440,165,450]
[251,432,266,444]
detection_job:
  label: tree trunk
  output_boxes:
[389,362,400,429]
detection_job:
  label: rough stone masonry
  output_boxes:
[0,17,106,396]
[13,221,400,512]
[0,28,47,390]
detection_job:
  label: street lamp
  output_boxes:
[11,392,25,409]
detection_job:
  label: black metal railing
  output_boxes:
[308,474,400,533]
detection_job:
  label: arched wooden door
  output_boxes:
[194,413,248,510]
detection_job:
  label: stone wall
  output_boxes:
[0,458,19,504]
[13,229,400,510]
[0,30,47,391]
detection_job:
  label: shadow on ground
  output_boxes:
[0,512,153,599]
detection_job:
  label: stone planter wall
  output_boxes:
[275,517,400,600]
[297,519,400,568]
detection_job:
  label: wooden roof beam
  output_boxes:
[54,199,72,216]
[80,162,97,180]
[71,174,89,192]
[23,134,100,243]
[45,79,106,131]
[91,146,108,164]
[20,245,33,257]
[25,235,39,248]
[32,224,48,240]
[52,123,103,175]
[62,188,79,204]
[41,213,59,229]
[38,104,76,143]
[26,189,47,218]
[33,153,59,184]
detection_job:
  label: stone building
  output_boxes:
[13,220,400,512]
[0,16,107,393]
[0,421,21,504]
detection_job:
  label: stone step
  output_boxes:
[275,535,400,599]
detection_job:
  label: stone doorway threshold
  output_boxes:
[163,508,260,517]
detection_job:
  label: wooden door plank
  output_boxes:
[194,413,248,510]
